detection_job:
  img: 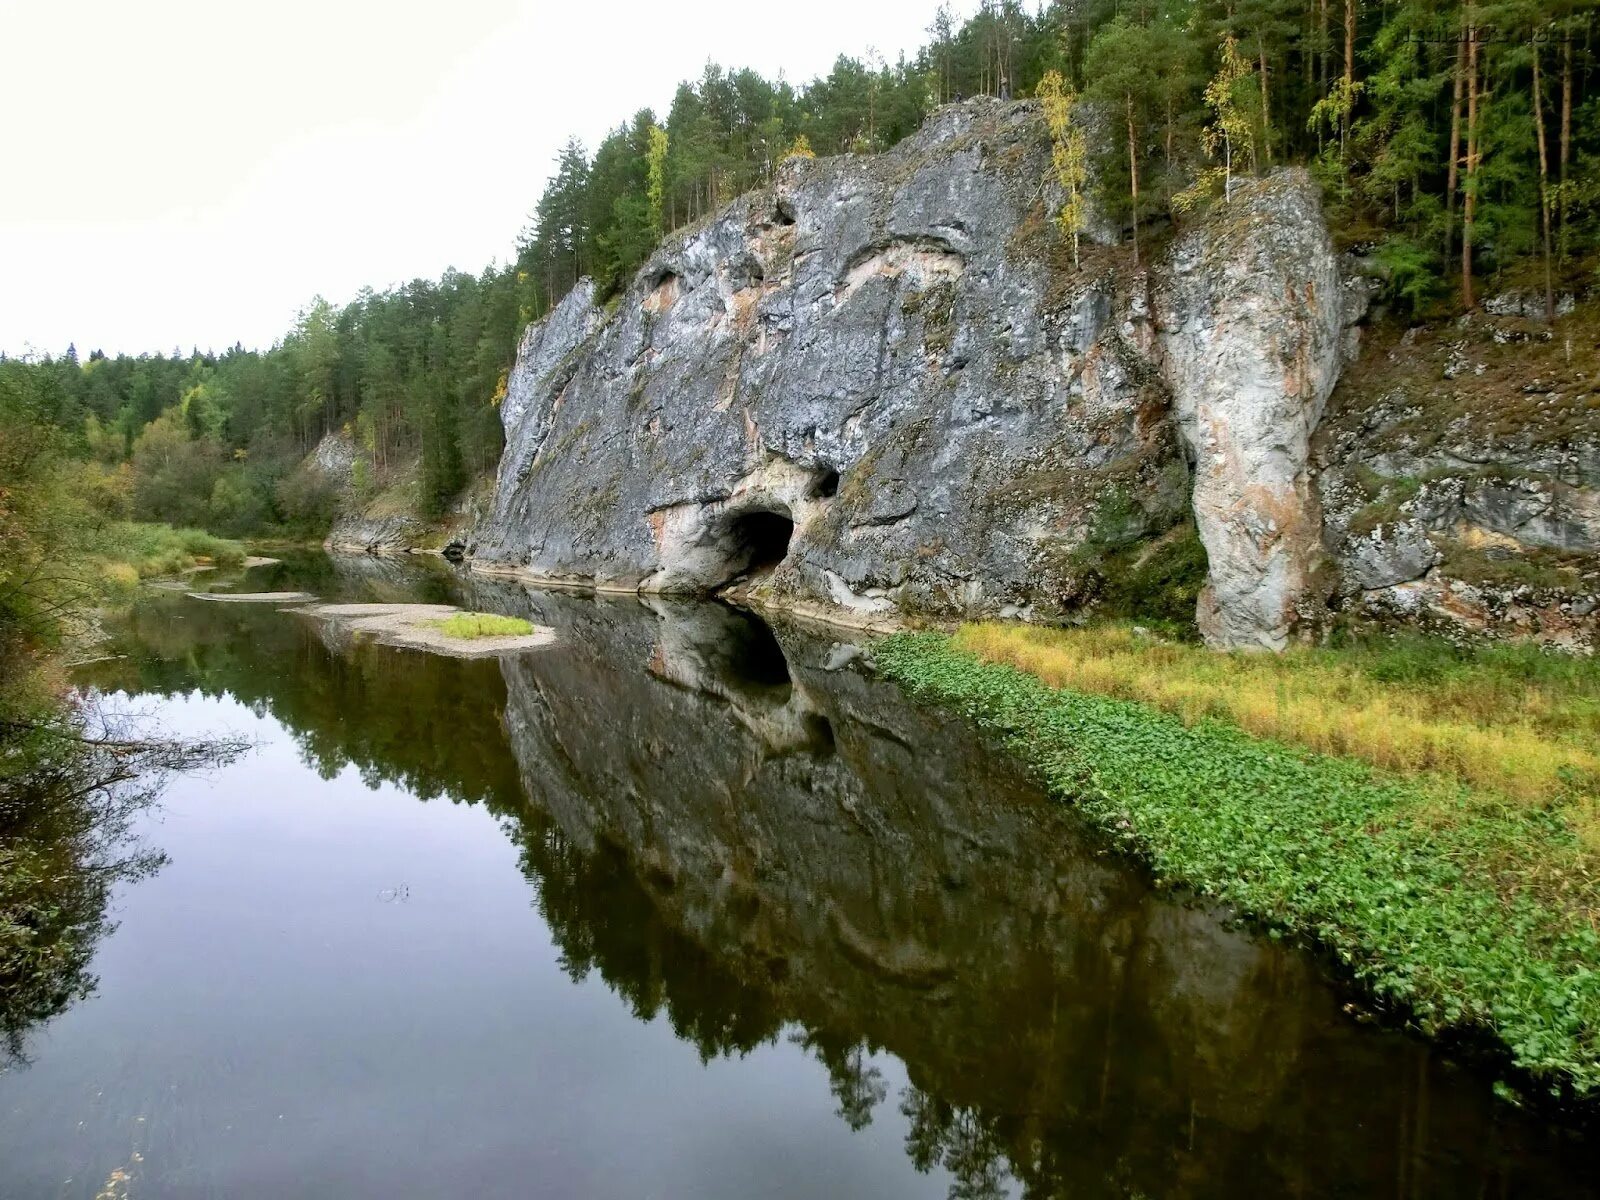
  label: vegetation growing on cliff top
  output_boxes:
[875,630,1600,1098]
[5,0,1595,546]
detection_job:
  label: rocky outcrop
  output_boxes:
[1155,171,1355,649]
[1315,302,1600,648]
[473,101,1362,646]
[308,429,478,556]
[473,102,1190,624]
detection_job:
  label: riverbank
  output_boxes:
[90,522,246,591]
[875,627,1600,1101]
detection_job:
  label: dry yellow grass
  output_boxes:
[99,562,141,590]
[954,622,1600,831]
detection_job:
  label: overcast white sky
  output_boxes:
[1,0,961,358]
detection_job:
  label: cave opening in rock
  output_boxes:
[727,510,795,577]
[813,469,840,499]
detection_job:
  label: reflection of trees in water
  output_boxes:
[76,580,1600,1200]
[86,592,520,808]
[517,826,787,1059]
[901,1091,1012,1200]
[1,698,242,1065]
[790,1030,889,1131]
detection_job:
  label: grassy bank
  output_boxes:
[89,522,245,591]
[954,623,1600,833]
[875,628,1600,1099]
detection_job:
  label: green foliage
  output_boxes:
[274,462,341,534]
[4,258,522,539]
[92,522,245,579]
[427,612,535,639]
[876,632,1600,1097]
[1094,523,1209,626]
[1372,235,1445,313]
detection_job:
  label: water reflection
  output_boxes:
[49,562,1600,1198]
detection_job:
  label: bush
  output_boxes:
[207,470,274,537]
[274,466,340,534]
[92,522,246,578]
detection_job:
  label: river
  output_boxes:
[0,552,1594,1198]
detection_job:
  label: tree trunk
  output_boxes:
[1531,35,1556,322]
[1461,15,1479,310]
[1341,0,1356,160]
[1317,0,1329,150]
[1559,34,1572,260]
[1319,0,1329,97]
[1259,38,1274,166]
[1126,97,1141,270]
[1445,14,1465,261]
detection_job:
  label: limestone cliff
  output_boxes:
[472,98,1595,648]
[1154,171,1355,649]
[307,428,480,557]
[1314,298,1600,649]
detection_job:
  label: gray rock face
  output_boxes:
[473,103,1353,646]
[486,277,603,542]
[1342,520,1440,590]
[1155,171,1351,649]
[1312,303,1600,647]
[308,430,429,554]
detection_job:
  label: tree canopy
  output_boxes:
[5,0,1596,538]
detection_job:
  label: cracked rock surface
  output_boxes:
[473,102,1362,647]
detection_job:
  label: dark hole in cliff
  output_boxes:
[813,469,840,499]
[773,200,796,227]
[803,713,836,756]
[728,510,794,577]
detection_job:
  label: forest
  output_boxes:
[4,0,1597,542]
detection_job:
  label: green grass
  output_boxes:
[88,522,246,590]
[952,622,1600,823]
[427,612,533,640]
[875,631,1600,1100]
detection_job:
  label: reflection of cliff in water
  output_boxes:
[85,566,1598,1197]
[482,587,1596,1200]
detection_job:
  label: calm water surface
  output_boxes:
[2,553,1596,1198]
